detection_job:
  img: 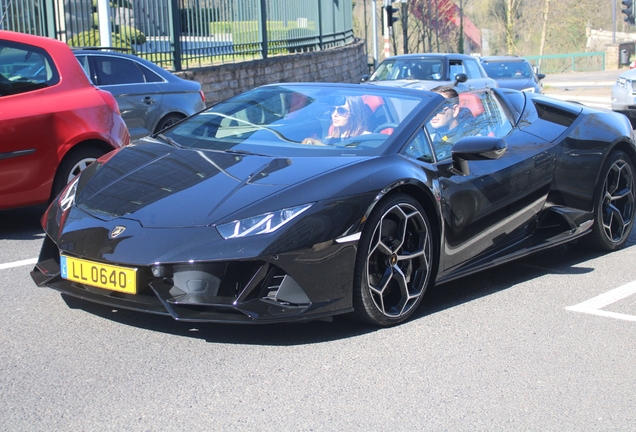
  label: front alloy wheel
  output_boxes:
[353,194,433,326]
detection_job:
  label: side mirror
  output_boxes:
[451,136,507,175]
[453,73,468,86]
[360,75,370,83]
[537,73,546,81]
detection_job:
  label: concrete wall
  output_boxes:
[174,39,369,106]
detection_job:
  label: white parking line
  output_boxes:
[0,258,37,270]
[566,280,636,322]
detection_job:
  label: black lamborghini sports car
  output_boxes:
[31,83,636,326]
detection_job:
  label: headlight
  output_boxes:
[617,77,628,89]
[216,204,313,239]
[59,176,80,212]
[521,87,536,93]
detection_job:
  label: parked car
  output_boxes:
[362,53,497,92]
[612,68,636,128]
[0,31,129,211]
[480,56,545,93]
[32,82,636,327]
[73,49,206,140]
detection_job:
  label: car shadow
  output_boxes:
[413,242,602,320]
[58,240,619,346]
[0,205,46,240]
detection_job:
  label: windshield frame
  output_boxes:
[161,84,432,158]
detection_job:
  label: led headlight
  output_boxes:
[216,204,313,239]
[59,176,80,212]
[521,87,536,93]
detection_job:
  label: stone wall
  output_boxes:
[175,39,369,106]
[587,28,636,70]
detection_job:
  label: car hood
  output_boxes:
[74,142,364,228]
[493,78,537,91]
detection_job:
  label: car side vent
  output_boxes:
[533,101,578,127]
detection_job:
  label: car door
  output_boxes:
[427,91,557,275]
[80,54,163,140]
[0,41,61,207]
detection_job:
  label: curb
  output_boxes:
[544,81,615,87]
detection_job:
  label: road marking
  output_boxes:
[0,258,37,270]
[566,280,636,322]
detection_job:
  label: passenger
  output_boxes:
[428,85,475,159]
[303,95,369,145]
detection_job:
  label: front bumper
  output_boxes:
[31,234,355,323]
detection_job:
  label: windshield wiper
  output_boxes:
[221,148,269,157]
[156,133,182,148]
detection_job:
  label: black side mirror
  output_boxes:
[537,73,546,81]
[451,136,507,175]
[453,73,468,86]
[360,75,370,83]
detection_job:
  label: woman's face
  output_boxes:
[331,100,351,128]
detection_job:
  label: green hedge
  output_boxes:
[67,27,146,52]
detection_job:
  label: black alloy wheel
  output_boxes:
[155,113,185,134]
[352,193,433,326]
[587,150,635,251]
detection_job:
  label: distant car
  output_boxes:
[612,68,636,128]
[480,56,545,93]
[362,53,497,92]
[73,49,206,140]
[0,30,129,211]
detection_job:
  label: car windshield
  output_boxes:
[370,59,444,81]
[162,85,429,157]
[482,61,533,79]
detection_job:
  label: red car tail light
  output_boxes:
[96,88,121,115]
[199,90,206,104]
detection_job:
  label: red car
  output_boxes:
[0,31,129,210]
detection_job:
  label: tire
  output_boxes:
[586,150,635,251]
[352,193,434,326]
[154,113,185,134]
[50,147,105,201]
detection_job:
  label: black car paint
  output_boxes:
[32,84,635,323]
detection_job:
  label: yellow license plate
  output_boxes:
[60,255,137,294]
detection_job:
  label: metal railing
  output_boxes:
[0,0,354,71]
[525,52,606,74]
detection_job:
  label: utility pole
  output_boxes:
[372,0,379,68]
[458,0,464,53]
[401,0,408,54]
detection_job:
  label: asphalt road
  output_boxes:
[3,204,636,430]
[3,76,636,430]
[541,68,622,109]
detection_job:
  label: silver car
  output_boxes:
[362,53,497,92]
[612,69,636,128]
[74,49,206,140]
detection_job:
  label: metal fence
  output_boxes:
[525,52,606,74]
[0,0,354,71]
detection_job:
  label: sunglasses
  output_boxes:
[439,104,457,114]
[331,106,350,116]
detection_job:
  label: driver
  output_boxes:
[303,95,370,145]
